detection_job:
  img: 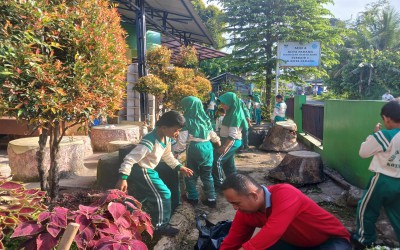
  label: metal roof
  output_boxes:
[161,35,228,64]
[115,0,216,46]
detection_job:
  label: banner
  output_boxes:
[278,41,321,67]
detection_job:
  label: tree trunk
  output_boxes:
[268,150,323,186]
[48,121,61,202]
[259,121,301,152]
[264,43,273,111]
[36,124,49,191]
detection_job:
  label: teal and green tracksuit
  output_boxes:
[253,95,262,125]
[212,92,246,188]
[119,130,182,228]
[353,128,400,245]
[178,96,221,201]
[240,99,251,149]
[272,101,287,123]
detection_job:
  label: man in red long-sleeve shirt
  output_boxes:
[220,174,351,250]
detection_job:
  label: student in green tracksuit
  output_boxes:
[212,92,246,189]
[253,94,262,125]
[352,101,400,248]
[239,98,252,151]
[175,96,221,207]
[115,111,193,236]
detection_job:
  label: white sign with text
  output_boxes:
[278,41,321,67]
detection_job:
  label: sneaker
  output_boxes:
[203,199,217,208]
[187,198,199,206]
[155,224,180,237]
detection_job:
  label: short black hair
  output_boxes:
[221,173,262,195]
[381,100,400,123]
[276,94,283,99]
[156,110,185,128]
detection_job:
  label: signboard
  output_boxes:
[278,41,321,67]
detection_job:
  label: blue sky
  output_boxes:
[207,0,400,21]
[325,0,400,20]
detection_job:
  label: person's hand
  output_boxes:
[374,123,382,133]
[180,166,193,177]
[214,140,222,147]
[115,179,128,193]
[218,145,228,154]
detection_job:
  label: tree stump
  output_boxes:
[90,124,140,152]
[107,141,132,153]
[269,150,324,186]
[96,143,138,190]
[7,137,85,182]
[259,120,301,152]
[248,124,272,148]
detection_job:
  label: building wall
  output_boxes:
[323,100,385,188]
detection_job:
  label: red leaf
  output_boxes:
[38,212,52,223]
[108,202,130,227]
[75,225,96,249]
[96,222,118,235]
[47,224,62,238]
[19,207,37,214]
[75,214,91,231]
[6,204,23,210]
[78,204,98,216]
[11,222,44,237]
[49,207,68,228]
[24,189,39,195]
[0,181,23,190]
[36,232,58,250]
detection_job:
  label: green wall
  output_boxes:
[120,23,161,58]
[323,100,385,188]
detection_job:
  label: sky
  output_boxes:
[325,0,400,20]
[208,0,400,21]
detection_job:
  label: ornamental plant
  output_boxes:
[11,189,152,250]
[134,46,211,109]
[0,179,47,249]
[0,0,128,201]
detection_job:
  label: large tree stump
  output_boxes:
[90,124,140,152]
[96,143,137,189]
[7,137,85,182]
[269,151,323,186]
[248,124,272,148]
[260,120,301,152]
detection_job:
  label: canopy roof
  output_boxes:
[161,35,228,63]
[115,0,216,46]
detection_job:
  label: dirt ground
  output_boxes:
[177,147,399,250]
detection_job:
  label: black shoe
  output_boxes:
[187,198,199,206]
[203,199,217,208]
[155,224,180,237]
[350,232,372,250]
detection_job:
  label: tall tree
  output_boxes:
[218,0,345,108]
[191,0,226,49]
[0,0,128,201]
[353,0,400,50]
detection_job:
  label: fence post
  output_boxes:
[294,95,306,133]
[58,223,80,250]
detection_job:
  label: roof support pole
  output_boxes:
[136,0,148,122]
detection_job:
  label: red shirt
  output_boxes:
[220,184,350,250]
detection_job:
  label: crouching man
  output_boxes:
[220,174,351,250]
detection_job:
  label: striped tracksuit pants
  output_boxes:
[212,137,242,188]
[127,164,171,228]
[354,173,400,245]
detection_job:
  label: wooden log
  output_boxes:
[58,223,80,250]
[259,120,302,152]
[268,150,323,186]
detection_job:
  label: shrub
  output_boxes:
[0,180,47,249]
[11,189,152,250]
